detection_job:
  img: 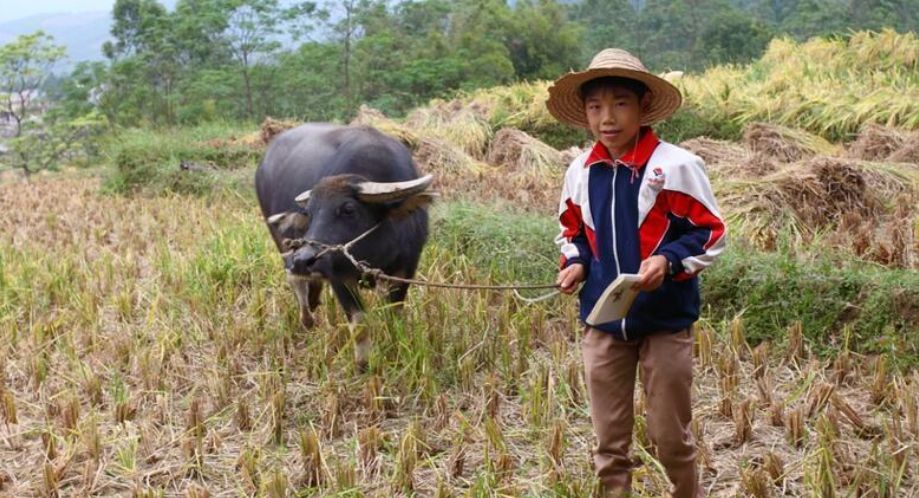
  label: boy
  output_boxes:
[546,49,726,498]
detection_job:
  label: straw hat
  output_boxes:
[546,48,683,128]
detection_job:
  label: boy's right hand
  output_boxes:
[556,263,586,294]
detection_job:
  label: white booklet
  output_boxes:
[585,273,641,326]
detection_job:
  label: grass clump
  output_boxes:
[428,201,558,287]
[702,239,919,363]
[101,123,261,195]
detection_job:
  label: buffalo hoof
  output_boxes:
[355,359,369,374]
[299,312,315,329]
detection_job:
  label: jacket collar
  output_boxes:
[585,127,660,169]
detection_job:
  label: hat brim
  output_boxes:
[546,68,683,129]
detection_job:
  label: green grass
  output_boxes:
[433,203,919,364]
[656,107,744,143]
[429,201,559,286]
[703,240,919,364]
[100,122,261,195]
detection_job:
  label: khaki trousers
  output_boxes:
[581,326,703,498]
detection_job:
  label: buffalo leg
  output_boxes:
[308,281,323,311]
[386,282,410,309]
[331,280,364,321]
[331,281,370,371]
[286,273,316,329]
[386,261,418,311]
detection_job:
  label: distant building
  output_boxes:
[1,90,45,137]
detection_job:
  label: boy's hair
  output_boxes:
[579,76,649,102]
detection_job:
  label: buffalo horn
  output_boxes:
[355,175,433,203]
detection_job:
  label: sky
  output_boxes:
[0,0,177,23]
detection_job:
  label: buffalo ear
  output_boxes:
[295,190,311,208]
[267,211,310,238]
[387,192,438,220]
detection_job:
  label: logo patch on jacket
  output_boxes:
[648,167,666,189]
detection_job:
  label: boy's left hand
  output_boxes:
[634,255,668,292]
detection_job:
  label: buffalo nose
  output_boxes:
[288,250,319,274]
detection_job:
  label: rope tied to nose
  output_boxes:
[282,223,561,304]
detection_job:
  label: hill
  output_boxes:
[0,11,111,66]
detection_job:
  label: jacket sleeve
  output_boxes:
[555,169,593,271]
[656,158,727,281]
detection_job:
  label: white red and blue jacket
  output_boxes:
[556,128,726,340]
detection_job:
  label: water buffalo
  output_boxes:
[255,123,434,367]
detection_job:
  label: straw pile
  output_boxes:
[485,128,565,176]
[260,117,299,145]
[681,137,747,166]
[720,154,919,266]
[559,146,586,165]
[202,133,264,150]
[412,137,482,176]
[446,81,555,134]
[888,131,919,163]
[846,123,908,160]
[686,119,919,267]
[344,106,564,213]
[349,104,387,124]
[681,137,778,178]
[404,99,493,158]
[349,105,420,150]
[743,123,841,163]
[775,157,881,226]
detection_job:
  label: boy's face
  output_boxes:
[583,85,649,157]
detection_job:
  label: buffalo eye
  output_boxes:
[338,202,357,217]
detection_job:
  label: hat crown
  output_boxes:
[545,47,682,128]
[588,48,648,73]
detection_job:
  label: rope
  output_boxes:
[283,223,561,301]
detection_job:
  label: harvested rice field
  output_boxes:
[3,28,919,497]
[1,160,917,496]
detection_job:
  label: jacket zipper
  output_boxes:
[610,166,621,275]
[610,165,628,341]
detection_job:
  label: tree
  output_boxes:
[445,0,516,87]
[105,0,181,125]
[0,31,66,139]
[569,0,642,64]
[750,0,800,26]
[103,0,170,59]
[694,11,774,65]
[223,0,284,118]
[331,0,370,114]
[171,0,234,66]
[7,113,106,176]
[506,0,583,80]
[779,0,848,38]
[273,42,348,120]
[47,61,110,120]
[0,32,104,176]
[846,0,918,33]
[283,0,327,41]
